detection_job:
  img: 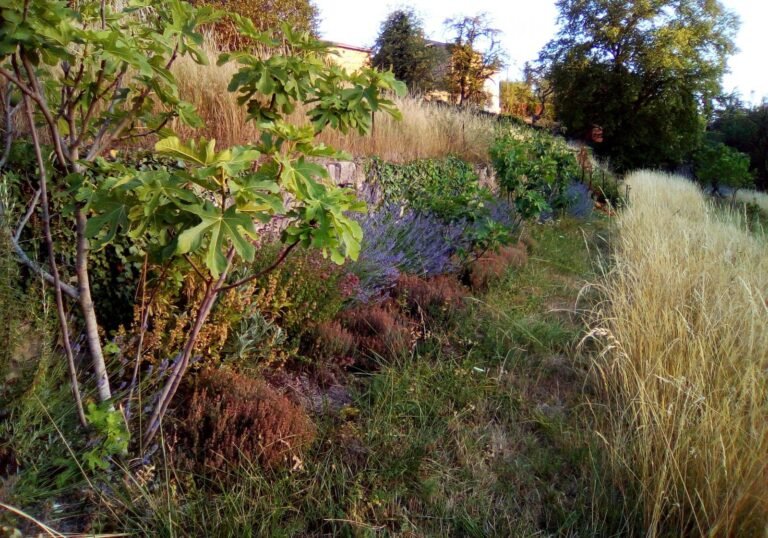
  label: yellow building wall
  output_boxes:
[329,46,370,73]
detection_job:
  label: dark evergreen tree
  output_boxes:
[372,9,441,93]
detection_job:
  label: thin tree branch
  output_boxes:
[216,240,299,293]
[71,61,111,151]
[22,93,87,427]
[18,54,71,167]
[183,253,209,283]
[9,235,80,299]
[144,247,235,446]
[114,115,171,143]
[125,258,171,450]
[0,82,21,170]
[13,188,40,243]
[85,44,179,161]
[83,69,127,160]
[0,66,39,108]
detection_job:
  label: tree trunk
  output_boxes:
[75,208,112,403]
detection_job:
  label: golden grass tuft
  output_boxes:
[734,187,768,216]
[590,170,768,535]
[168,42,496,162]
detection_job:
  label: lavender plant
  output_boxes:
[565,182,594,219]
[347,203,467,302]
[348,197,521,302]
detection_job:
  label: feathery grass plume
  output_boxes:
[733,188,768,216]
[589,170,768,535]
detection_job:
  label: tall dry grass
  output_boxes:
[169,43,496,162]
[734,188,768,216]
[590,171,768,536]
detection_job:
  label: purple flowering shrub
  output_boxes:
[348,197,521,302]
[565,182,594,218]
[347,203,468,302]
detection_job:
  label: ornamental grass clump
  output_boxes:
[171,45,496,162]
[589,171,768,536]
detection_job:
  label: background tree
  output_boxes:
[444,13,506,107]
[500,81,536,119]
[523,62,555,126]
[500,76,556,124]
[709,97,768,191]
[194,0,320,49]
[693,140,753,195]
[538,0,739,171]
[372,8,442,93]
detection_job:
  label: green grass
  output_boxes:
[100,216,616,537]
[2,216,624,536]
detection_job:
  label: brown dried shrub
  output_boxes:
[469,255,507,291]
[174,369,316,474]
[394,274,468,319]
[499,242,529,267]
[340,302,417,364]
[312,320,357,368]
[469,242,528,290]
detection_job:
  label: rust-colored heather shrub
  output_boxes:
[469,242,528,290]
[394,274,468,319]
[341,303,416,363]
[498,242,529,267]
[469,255,507,291]
[312,320,357,368]
[174,369,316,473]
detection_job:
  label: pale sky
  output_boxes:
[313,0,768,105]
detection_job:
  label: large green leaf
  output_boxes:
[175,204,259,278]
[85,197,130,248]
[156,136,218,166]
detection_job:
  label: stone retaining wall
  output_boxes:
[321,159,498,193]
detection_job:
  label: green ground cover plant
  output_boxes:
[491,128,582,218]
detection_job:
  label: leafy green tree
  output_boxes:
[694,140,753,195]
[709,98,768,191]
[500,81,536,118]
[500,77,556,124]
[538,0,739,171]
[523,62,555,126]
[1,1,404,447]
[0,0,217,424]
[444,13,506,107]
[372,8,442,93]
